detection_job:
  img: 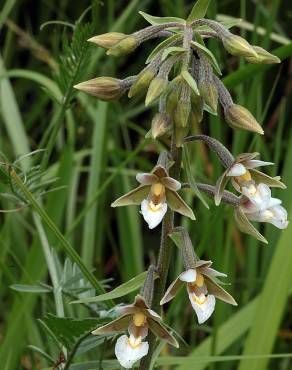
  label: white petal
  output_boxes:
[247,205,289,230]
[115,335,149,369]
[179,269,197,282]
[242,183,271,210]
[267,197,282,208]
[245,159,274,169]
[269,205,289,229]
[140,199,167,229]
[227,163,247,177]
[187,291,216,324]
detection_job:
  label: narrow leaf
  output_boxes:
[187,0,210,24]
[10,284,51,293]
[161,46,186,62]
[71,271,152,304]
[181,70,200,95]
[139,11,185,26]
[191,40,222,75]
[146,34,183,64]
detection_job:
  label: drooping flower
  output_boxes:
[215,152,285,205]
[240,184,288,229]
[111,164,195,229]
[92,295,178,369]
[160,260,237,324]
[233,182,288,244]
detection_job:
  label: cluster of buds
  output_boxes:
[75,10,280,146]
[75,2,287,368]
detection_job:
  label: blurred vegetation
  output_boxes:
[0,0,292,369]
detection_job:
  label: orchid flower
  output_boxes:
[215,152,285,205]
[240,183,288,229]
[92,295,178,369]
[160,260,237,324]
[111,164,195,229]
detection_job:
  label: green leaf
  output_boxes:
[182,146,209,209]
[10,284,51,293]
[191,40,222,75]
[139,11,185,26]
[71,271,152,304]
[2,69,62,103]
[187,0,210,24]
[146,34,183,64]
[42,314,103,349]
[161,46,186,62]
[181,70,200,95]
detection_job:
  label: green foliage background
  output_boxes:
[0,0,292,369]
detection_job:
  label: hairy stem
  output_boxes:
[139,137,182,370]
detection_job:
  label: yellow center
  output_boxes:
[151,182,164,196]
[195,273,204,287]
[133,312,146,327]
[192,293,207,305]
[236,170,251,182]
[128,335,142,349]
[148,201,162,212]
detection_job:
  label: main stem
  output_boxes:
[139,137,182,370]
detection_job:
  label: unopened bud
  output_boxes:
[145,77,168,106]
[165,76,182,114]
[87,32,126,49]
[174,101,191,128]
[74,77,123,101]
[225,104,264,135]
[198,80,218,113]
[128,68,156,98]
[222,34,257,58]
[245,46,281,64]
[191,93,204,123]
[107,35,138,56]
[151,113,172,139]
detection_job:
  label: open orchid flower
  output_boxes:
[92,295,178,369]
[160,260,237,324]
[240,184,288,228]
[234,183,288,244]
[111,164,195,229]
[215,152,285,206]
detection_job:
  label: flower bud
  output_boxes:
[87,32,126,49]
[151,113,172,139]
[107,35,138,56]
[128,68,156,98]
[165,77,182,114]
[198,80,218,113]
[74,77,123,101]
[222,34,257,58]
[245,46,281,64]
[225,104,264,135]
[174,101,191,128]
[145,77,168,106]
[190,93,204,123]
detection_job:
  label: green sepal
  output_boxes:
[234,207,268,244]
[165,189,196,220]
[111,185,150,207]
